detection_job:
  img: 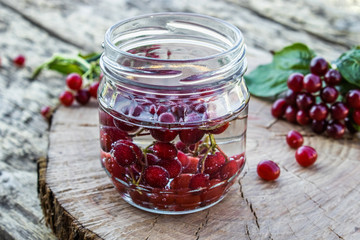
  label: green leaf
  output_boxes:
[31,54,91,79]
[334,46,360,87]
[244,43,315,98]
[78,52,101,62]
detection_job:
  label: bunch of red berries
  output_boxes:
[41,72,100,119]
[59,73,100,107]
[271,56,360,139]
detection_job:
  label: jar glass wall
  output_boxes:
[98,12,249,214]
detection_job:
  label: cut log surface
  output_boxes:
[0,0,359,239]
[40,50,360,240]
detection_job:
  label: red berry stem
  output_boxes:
[209,133,230,162]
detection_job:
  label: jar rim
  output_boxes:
[104,12,244,63]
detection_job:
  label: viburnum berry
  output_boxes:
[353,110,360,125]
[309,103,328,121]
[75,89,91,105]
[296,110,310,125]
[89,81,100,98]
[189,173,209,190]
[257,160,280,181]
[346,89,360,109]
[287,73,304,92]
[295,146,317,167]
[144,165,170,188]
[330,102,349,120]
[320,86,339,103]
[59,91,74,107]
[324,69,341,86]
[271,98,287,118]
[13,54,26,67]
[311,120,327,134]
[310,57,328,76]
[40,106,52,119]
[326,121,345,139]
[303,74,322,93]
[66,73,83,90]
[286,130,304,149]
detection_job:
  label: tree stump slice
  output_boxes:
[39,53,360,239]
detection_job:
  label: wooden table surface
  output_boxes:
[0,0,359,239]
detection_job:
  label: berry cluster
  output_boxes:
[99,108,245,212]
[271,56,360,138]
[59,73,100,107]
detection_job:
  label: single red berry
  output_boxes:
[324,69,341,86]
[194,103,207,113]
[353,110,360,125]
[99,110,115,127]
[295,146,317,167]
[66,73,83,90]
[189,173,209,190]
[99,126,130,152]
[346,89,360,109]
[309,103,328,121]
[177,151,190,169]
[156,105,168,115]
[330,102,349,120]
[311,120,327,134]
[286,130,304,149]
[209,122,229,134]
[144,166,170,188]
[146,153,160,165]
[152,142,178,160]
[89,81,100,98]
[303,74,322,93]
[182,156,199,174]
[229,153,246,170]
[326,121,345,139]
[158,112,176,123]
[284,89,298,106]
[150,129,178,142]
[179,129,205,145]
[296,110,310,125]
[320,86,339,103]
[204,152,226,175]
[75,89,91,105]
[284,105,298,123]
[40,106,52,119]
[59,91,74,107]
[220,160,239,180]
[287,73,304,92]
[111,140,143,166]
[13,54,26,67]
[170,174,193,189]
[310,57,328,76]
[113,119,139,132]
[158,158,182,178]
[296,93,315,111]
[175,141,187,152]
[257,160,280,181]
[271,98,287,118]
[130,105,143,117]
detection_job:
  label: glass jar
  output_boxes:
[98,12,249,214]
